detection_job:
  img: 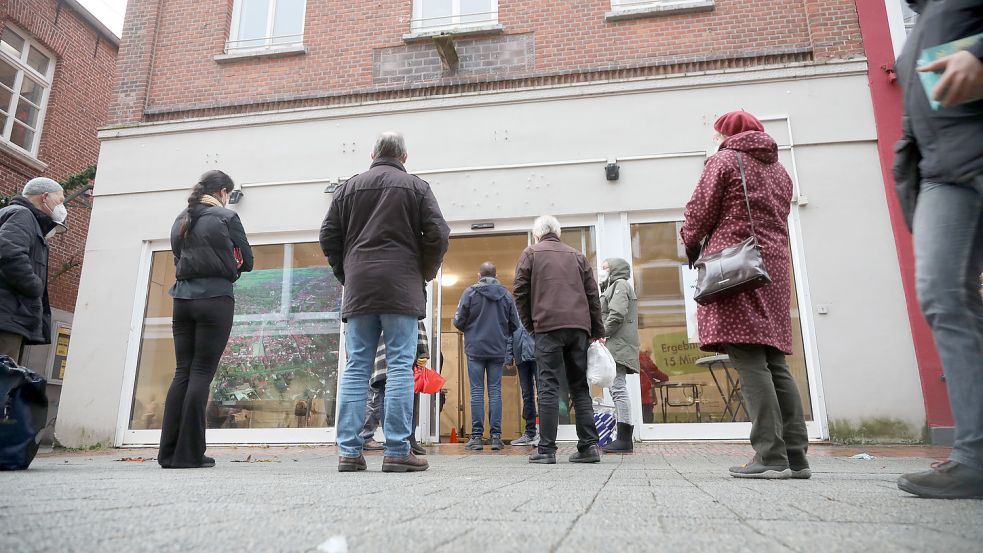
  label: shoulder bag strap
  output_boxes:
[735,153,758,241]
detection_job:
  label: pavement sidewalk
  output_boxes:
[2,443,980,553]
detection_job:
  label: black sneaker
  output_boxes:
[490,436,504,450]
[569,445,601,464]
[729,460,791,479]
[898,460,983,499]
[464,437,484,451]
[529,451,556,464]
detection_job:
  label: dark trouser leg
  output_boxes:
[158,299,195,467]
[517,361,538,437]
[765,347,809,464]
[914,179,983,471]
[169,297,234,468]
[535,332,564,453]
[563,330,599,451]
[642,404,654,424]
[727,343,787,467]
[359,385,385,440]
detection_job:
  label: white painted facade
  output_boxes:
[55,60,925,448]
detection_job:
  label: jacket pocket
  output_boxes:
[893,136,922,232]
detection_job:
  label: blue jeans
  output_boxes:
[467,356,504,438]
[517,360,538,437]
[337,314,417,458]
[914,177,983,471]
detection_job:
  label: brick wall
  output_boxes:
[0,0,119,314]
[111,0,864,123]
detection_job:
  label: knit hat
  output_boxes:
[713,111,765,137]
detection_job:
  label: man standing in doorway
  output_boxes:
[0,177,67,362]
[514,216,604,464]
[453,262,521,451]
[320,131,449,473]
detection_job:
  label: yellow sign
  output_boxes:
[52,325,71,381]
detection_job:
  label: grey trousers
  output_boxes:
[0,331,23,364]
[727,344,808,467]
[610,364,632,425]
[914,178,983,471]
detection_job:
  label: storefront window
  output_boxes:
[630,222,812,424]
[128,242,342,431]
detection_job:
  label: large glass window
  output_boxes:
[0,26,53,155]
[129,242,342,431]
[228,0,307,51]
[411,0,498,33]
[630,222,812,424]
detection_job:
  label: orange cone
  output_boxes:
[450,428,459,444]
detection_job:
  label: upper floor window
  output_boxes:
[900,2,917,34]
[228,0,307,52]
[411,0,499,33]
[0,25,53,156]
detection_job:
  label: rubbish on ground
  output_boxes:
[317,536,348,553]
[116,457,154,462]
[231,454,280,463]
[850,453,876,460]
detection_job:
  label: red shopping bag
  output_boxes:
[413,367,445,394]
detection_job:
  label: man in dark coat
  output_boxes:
[513,215,604,465]
[452,262,520,451]
[320,131,449,473]
[895,0,983,500]
[0,177,66,362]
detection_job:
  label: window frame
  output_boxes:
[227,0,308,53]
[0,24,55,158]
[411,0,500,33]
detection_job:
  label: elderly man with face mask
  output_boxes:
[0,177,67,362]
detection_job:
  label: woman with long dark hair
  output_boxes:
[158,170,253,468]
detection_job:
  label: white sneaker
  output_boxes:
[510,434,537,446]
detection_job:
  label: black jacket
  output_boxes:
[0,197,55,344]
[319,158,450,321]
[170,205,254,294]
[452,277,521,358]
[897,0,983,184]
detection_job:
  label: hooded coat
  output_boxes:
[680,131,794,354]
[453,276,521,359]
[600,258,640,373]
[0,197,55,344]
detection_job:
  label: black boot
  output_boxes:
[409,435,427,456]
[602,423,634,454]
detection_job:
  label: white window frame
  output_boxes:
[227,0,307,53]
[0,24,55,158]
[610,0,689,10]
[411,0,499,33]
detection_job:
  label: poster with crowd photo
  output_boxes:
[208,265,343,428]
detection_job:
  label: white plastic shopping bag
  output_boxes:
[587,342,616,388]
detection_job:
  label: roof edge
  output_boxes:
[61,0,121,47]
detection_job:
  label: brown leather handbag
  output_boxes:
[692,153,771,305]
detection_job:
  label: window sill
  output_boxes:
[0,139,47,172]
[605,0,715,22]
[213,44,307,64]
[402,24,505,43]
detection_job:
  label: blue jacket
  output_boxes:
[507,322,536,365]
[453,277,520,358]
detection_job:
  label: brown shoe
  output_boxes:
[363,438,384,451]
[338,455,367,473]
[382,452,429,473]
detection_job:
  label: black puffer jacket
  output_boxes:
[170,205,253,285]
[319,158,450,321]
[897,0,983,183]
[0,197,54,345]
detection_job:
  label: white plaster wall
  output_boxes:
[56,65,926,446]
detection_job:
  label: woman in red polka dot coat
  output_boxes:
[681,111,810,481]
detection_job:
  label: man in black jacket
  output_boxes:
[320,131,449,473]
[0,177,66,362]
[895,0,983,499]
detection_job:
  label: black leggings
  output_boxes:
[158,297,234,468]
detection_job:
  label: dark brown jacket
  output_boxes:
[513,234,604,337]
[319,158,450,321]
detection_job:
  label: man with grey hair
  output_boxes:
[513,215,604,464]
[321,131,449,473]
[0,177,68,361]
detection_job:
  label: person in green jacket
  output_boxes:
[599,257,640,454]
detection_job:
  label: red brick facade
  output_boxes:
[110,0,864,124]
[0,0,118,313]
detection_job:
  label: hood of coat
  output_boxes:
[720,131,779,164]
[474,276,508,300]
[906,0,926,14]
[604,258,631,283]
